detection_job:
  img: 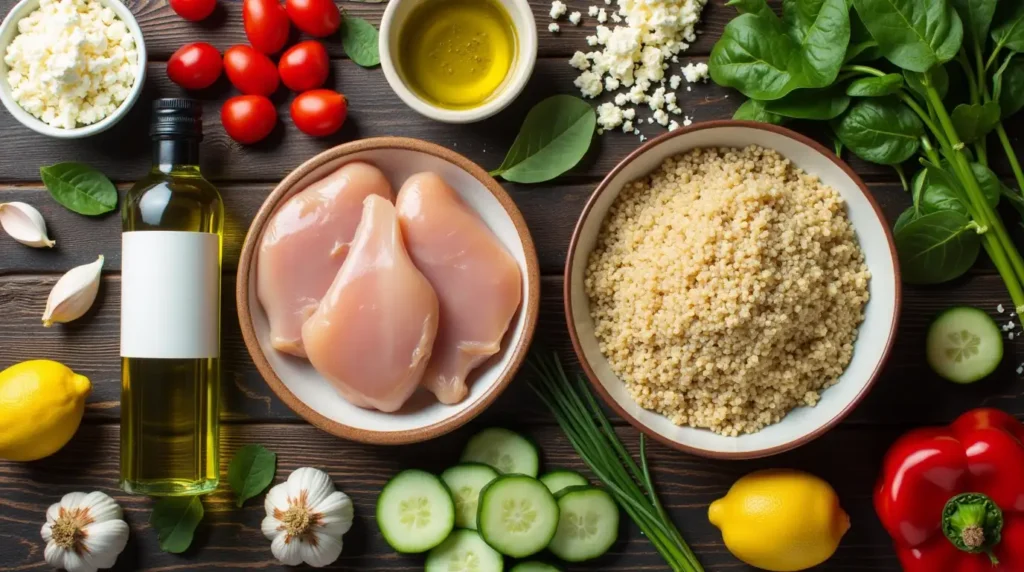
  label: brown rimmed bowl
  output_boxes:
[238,137,540,445]
[565,121,901,459]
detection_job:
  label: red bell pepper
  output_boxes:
[874,408,1024,571]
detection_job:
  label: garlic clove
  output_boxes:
[0,202,55,248]
[43,255,104,327]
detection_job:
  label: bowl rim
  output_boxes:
[0,0,148,139]
[563,119,903,460]
[237,136,541,445]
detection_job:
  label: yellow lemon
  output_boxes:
[0,360,91,461]
[708,469,850,572]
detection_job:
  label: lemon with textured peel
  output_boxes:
[708,469,850,572]
[0,360,91,461]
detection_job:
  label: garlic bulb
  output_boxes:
[43,255,104,327]
[262,467,354,567]
[41,491,129,572]
[0,202,55,248]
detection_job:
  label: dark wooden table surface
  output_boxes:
[2,1,1023,570]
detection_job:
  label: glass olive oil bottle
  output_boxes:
[120,99,223,496]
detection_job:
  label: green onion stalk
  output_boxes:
[527,352,704,572]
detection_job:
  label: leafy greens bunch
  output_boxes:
[709,0,1024,310]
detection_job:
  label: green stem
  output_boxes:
[959,51,980,105]
[996,124,1024,196]
[841,64,886,77]
[986,45,1003,73]
[899,92,949,150]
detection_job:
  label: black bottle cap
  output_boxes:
[150,98,203,139]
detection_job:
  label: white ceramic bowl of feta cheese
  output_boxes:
[0,0,147,138]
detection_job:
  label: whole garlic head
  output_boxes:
[262,467,354,567]
[0,202,55,248]
[41,491,129,572]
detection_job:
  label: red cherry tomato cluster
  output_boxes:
[165,0,348,144]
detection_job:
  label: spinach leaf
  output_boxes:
[994,54,1024,119]
[227,444,277,508]
[782,0,851,89]
[991,1,1024,53]
[919,162,971,215]
[727,0,774,18]
[894,206,920,234]
[950,101,1001,143]
[341,17,380,67]
[895,210,981,284]
[846,74,904,96]
[763,85,851,119]
[491,95,596,184]
[851,0,963,72]
[39,162,117,216]
[733,99,787,124]
[845,9,883,63]
[969,162,1003,207]
[905,67,949,102]
[832,97,924,164]
[952,0,997,51]
[710,14,801,100]
[151,496,204,554]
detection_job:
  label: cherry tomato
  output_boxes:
[167,43,223,90]
[169,0,216,21]
[243,0,290,54]
[278,41,329,92]
[285,0,340,37]
[291,89,347,136]
[223,45,280,96]
[221,95,277,144]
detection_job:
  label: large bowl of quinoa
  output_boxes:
[565,121,901,459]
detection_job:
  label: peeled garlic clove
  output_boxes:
[0,202,55,248]
[43,255,104,327]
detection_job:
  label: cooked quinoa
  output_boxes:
[584,146,870,436]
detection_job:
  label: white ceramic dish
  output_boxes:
[238,138,541,445]
[565,121,901,459]
[378,0,538,123]
[0,0,147,139]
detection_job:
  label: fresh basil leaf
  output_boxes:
[733,98,787,124]
[994,54,1024,119]
[832,97,924,164]
[782,0,851,88]
[851,0,963,72]
[228,444,277,508]
[845,9,883,63]
[895,210,981,284]
[894,206,920,234]
[151,496,204,554]
[39,162,117,216]
[991,1,1024,53]
[763,85,851,119]
[492,95,596,184]
[904,67,949,102]
[727,0,774,18]
[952,0,997,51]
[846,74,904,97]
[341,16,380,67]
[710,13,801,100]
[950,101,1001,143]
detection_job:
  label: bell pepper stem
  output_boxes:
[941,492,1004,565]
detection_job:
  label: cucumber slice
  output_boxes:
[376,469,455,553]
[510,562,562,572]
[539,470,588,495]
[425,529,504,572]
[547,486,619,562]
[926,306,1004,383]
[478,475,559,558]
[461,428,540,477]
[441,463,499,530]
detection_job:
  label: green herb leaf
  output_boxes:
[994,54,1024,119]
[782,0,851,85]
[492,95,596,184]
[341,16,380,67]
[832,97,924,164]
[151,496,204,554]
[950,102,1001,143]
[228,444,277,507]
[763,85,851,119]
[845,9,883,63]
[952,0,997,52]
[991,1,1024,54]
[39,162,117,216]
[904,67,949,102]
[969,162,1003,208]
[918,162,972,215]
[733,98,787,124]
[895,210,981,284]
[727,0,774,18]
[846,74,905,97]
[894,206,919,234]
[850,0,963,72]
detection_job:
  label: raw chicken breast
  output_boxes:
[396,172,522,405]
[257,162,393,357]
[302,194,440,412]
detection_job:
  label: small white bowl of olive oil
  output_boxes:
[379,0,538,123]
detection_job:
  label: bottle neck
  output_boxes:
[153,138,200,173]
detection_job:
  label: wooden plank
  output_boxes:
[0,423,902,571]
[1,272,1021,425]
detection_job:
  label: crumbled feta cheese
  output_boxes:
[647,117,654,124]
[589,5,599,16]
[682,61,710,83]
[586,35,600,46]
[549,22,560,32]
[648,87,666,110]
[611,12,622,22]
[998,304,1005,313]
[669,75,682,89]
[623,108,636,120]
[621,119,633,132]
[604,76,620,91]
[614,93,628,106]
[668,120,679,131]
[597,102,624,130]
[597,8,608,22]
[1017,365,1023,375]
[653,109,669,125]
[605,0,611,4]
[570,51,590,70]
[569,11,582,25]
[683,116,693,126]
[550,0,567,19]
[574,71,603,98]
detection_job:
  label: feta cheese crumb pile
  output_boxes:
[4,0,138,129]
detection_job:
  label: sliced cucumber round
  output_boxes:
[376,469,455,553]
[538,470,588,495]
[547,486,619,562]
[441,463,499,530]
[926,306,1004,384]
[425,529,504,572]
[477,475,559,558]
[461,428,540,477]
[510,561,563,572]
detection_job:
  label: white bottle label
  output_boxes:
[121,231,221,359]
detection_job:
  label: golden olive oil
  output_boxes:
[120,99,223,496]
[399,0,517,109]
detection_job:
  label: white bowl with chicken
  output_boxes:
[237,137,540,445]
